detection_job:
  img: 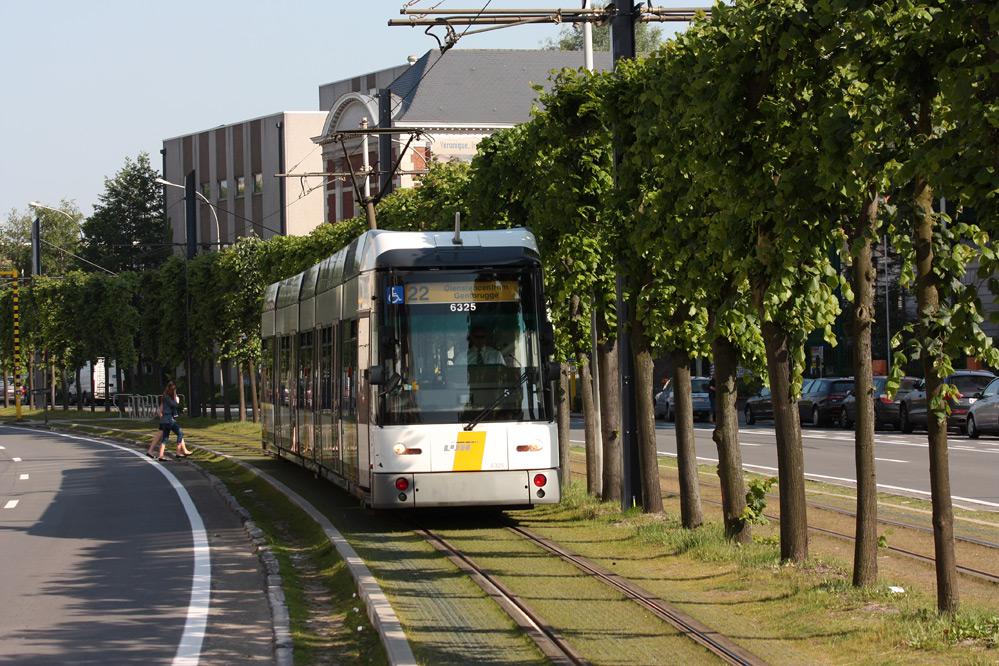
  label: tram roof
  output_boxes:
[266,227,541,311]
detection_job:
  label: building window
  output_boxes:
[201,183,210,199]
[253,173,263,194]
[236,176,245,196]
[218,179,228,200]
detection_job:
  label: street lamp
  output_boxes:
[155,177,221,249]
[28,201,85,240]
[27,201,116,276]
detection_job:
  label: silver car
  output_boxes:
[654,377,712,422]
[966,376,999,438]
[899,370,995,434]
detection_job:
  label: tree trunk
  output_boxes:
[631,335,663,514]
[570,293,600,496]
[222,359,232,422]
[558,362,572,489]
[711,336,749,542]
[247,363,261,423]
[671,350,703,529]
[75,366,83,412]
[760,320,808,562]
[60,364,69,411]
[597,312,621,503]
[48,352,56,410]
[914,145,959,614]
[577,350,599,495]
[209,359,217,420]
[852,191,880,587]
[238,362,247,422]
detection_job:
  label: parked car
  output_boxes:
[654,377,712,422]
[967,376,999,438]
[899,370,995,434]
[744,387,774,425]
[839,375,919,430]
[798,377,854,427]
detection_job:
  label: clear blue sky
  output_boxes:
[0,1,696,220]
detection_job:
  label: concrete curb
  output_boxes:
[189,463,294,666]
[198,450,418,666]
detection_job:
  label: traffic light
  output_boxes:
[31,217,40,276]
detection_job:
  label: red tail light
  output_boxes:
[395,477,410,491]
[533,474,547,487]
[878,396,893,403]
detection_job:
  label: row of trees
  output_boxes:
[370,0,999,616]
[2,0,995,616]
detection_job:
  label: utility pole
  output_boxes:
[185,169,203,418]
[610,0,642,510]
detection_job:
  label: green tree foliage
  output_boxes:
[1,201,84,277]
[81,152,166,274]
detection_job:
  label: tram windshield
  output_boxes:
[377,268,548,425]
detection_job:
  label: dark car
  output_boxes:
[654,377,712,422]
[798,377,854,427]
[899,370,995,434]
[967,376,999,438]
[839,376,919,430]
[744,387,774,425]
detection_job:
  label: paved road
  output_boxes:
[569,416,999,511]
[0,426,274,665]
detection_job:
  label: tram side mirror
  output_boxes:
[379,326,397,360]
[369,366,387,385]
[540,321,556,357]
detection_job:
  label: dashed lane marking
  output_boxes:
[874,458,909,463]
[19,474,28,480]
[4,500,18,509]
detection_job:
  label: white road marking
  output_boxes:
[874,458,908,464]
[8,428,211,665]
[11,457,21,462]
[4,500,18,509]
[19,474,29,480]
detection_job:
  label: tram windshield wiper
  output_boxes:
[464,368,536,431]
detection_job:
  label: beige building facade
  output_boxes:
[161,111,327,249]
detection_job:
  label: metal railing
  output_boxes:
[113,394,186,420]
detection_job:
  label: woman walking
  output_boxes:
[147,382,192,460]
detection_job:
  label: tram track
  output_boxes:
[494,518,772,666]
[411,522,592,666]
[569,454,999,587]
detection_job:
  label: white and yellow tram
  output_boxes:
[260,228,561,508]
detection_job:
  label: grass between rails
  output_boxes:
[519,482,998,665]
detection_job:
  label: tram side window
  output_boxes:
[261,337,274,443]
[278,334,294,449]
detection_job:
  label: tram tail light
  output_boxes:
[533,473,547,488]
[395,477,410,491]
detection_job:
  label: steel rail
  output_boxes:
[569,451,999,585]
[410,523,591,666]
[500,520,772,666]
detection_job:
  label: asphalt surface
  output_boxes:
[0,426,275,665]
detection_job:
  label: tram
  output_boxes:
[260,227,561,508]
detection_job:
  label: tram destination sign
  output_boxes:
[393,280,520,305]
